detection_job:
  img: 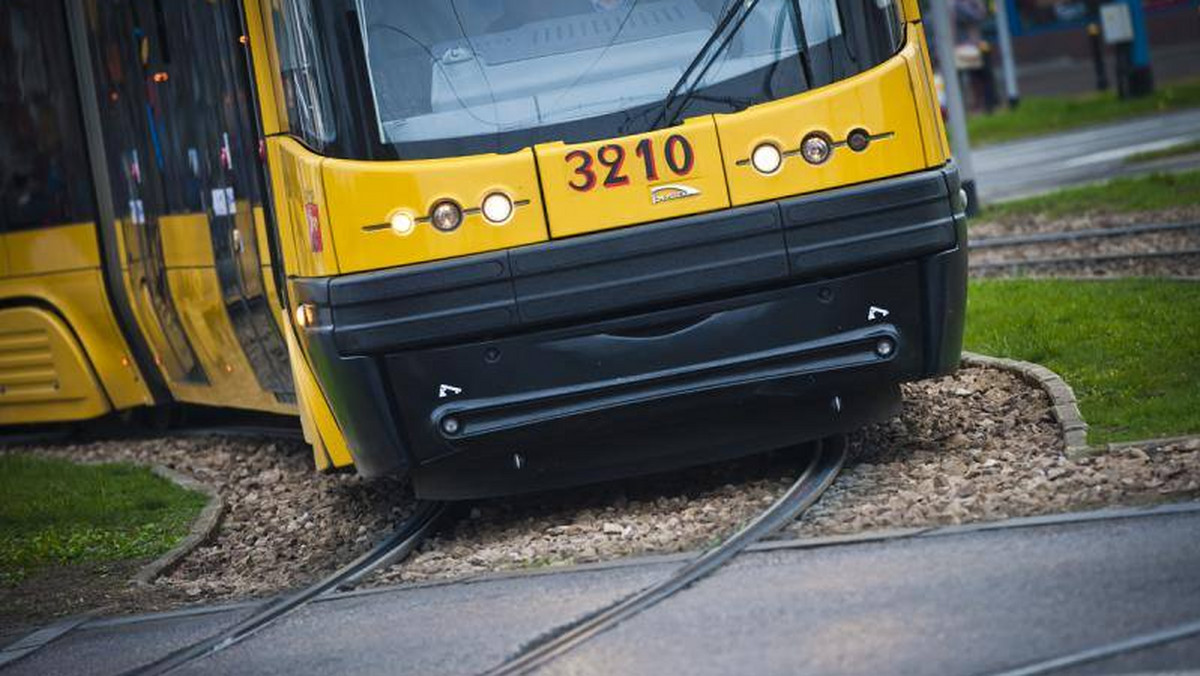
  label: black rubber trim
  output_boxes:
[297,165,961,357]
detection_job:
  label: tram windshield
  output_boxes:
[273,0,905,159]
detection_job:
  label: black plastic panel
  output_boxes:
[511,203,786,323]
[314,166,961,357]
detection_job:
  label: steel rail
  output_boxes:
[482,435,848,676]
[122,500,447,676]
[970,248,1200,271]
[969,221,1200,249]
[990,616,1200,676]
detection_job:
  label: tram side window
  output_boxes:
[0,2,96,231]
[271,0,337,150]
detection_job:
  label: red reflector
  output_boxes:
[305,203,323,253]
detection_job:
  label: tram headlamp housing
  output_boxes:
[294,303,316,329]
[431,201,464,232]
[481,192,514,225]
[801,133,832,165]
[750,143,783,175]
[389,211,415,236]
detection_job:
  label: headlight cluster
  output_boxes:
[748,128,878,176]
[388,191,515,236]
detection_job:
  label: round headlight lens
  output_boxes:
[481,192,514,224]
[750,143,783,175]
[430,201,463,232]
[389,212,415,236]
[801,133,832,165]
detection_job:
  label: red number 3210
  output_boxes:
[566,134,694,192]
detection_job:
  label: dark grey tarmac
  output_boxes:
[5,504,1199,676]
[975,108,1200,203]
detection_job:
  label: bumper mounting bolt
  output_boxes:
[831,396,842,414]
[513,453,526,470]
[441,417,460,435]
[876,338,895,358]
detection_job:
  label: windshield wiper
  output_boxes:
[789,0,815,86]
[647,0,762,132]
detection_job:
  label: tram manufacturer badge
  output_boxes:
[650,184,701,205]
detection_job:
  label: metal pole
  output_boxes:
[993,0,1020,108]
[929,0,980,214]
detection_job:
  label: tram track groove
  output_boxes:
[120,500,447,676]
[970,248,1200,271]
[482,436,848,676]
[968,220,1200,249]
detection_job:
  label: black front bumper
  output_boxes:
[295,164,968,498]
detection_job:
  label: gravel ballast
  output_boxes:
[3,363,1198,624]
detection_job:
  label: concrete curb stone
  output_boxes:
[132,466,224,587]
[961,351,1092,458]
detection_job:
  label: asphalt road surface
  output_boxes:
[5,503,1199,676]
[974,108,1200,203]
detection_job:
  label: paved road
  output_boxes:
[6,504,1200,676]
[974,107,1200,203]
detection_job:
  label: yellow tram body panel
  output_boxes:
[0,306,110,425]
[270,137,341,278]
[321,149,550,274]
[0,223,154,422]
[717,38,932,207]
[535,117,731,238]
[163,268,295,416]
[281,309,354,470]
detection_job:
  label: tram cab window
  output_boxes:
[0,2,95,230]
[345,0,906,159]
[271,0,338,150]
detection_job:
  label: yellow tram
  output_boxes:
[1,0,965,498]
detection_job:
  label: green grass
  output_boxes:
[1126,139,1200,164]
[965,278,1200,444]
[0,455,207,585]
[979,170,1200,221]
[967,79,1200,146]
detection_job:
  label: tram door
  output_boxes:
[84,0,207,387]
[163,0,294,404]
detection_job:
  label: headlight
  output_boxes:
[750,143,783,175]
[430,201,463,232]
[389,211,415,236]
[481,192,514,224]
[801,133,832,165]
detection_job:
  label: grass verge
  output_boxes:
[0,455,207,586]
[1126,139,1200,164]
[979,170,1200,221]
[965,278,1200,444]
[967,79,1200,146]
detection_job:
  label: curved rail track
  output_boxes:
[122,500,447,676]
[484,435,848,676]
[968,220,1200,273]
[4,430,846,675]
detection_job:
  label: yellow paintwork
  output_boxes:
[535,117,730,238]
[909,25,952,163]
[281,308,353,469]
[161,267,294,415]
[4,223,100,276]
[243,0,282,137]
[270,137,340,277]
[0,270,152,413]
[900,0,922,23]
[717,39,931,207]
[160,213,216,268]
[0,223,153,419]
[253,206,272,266]
[0,306,111,425]
[322,148,549,273]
